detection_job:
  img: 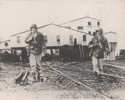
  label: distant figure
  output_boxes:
[89,29,110,75]
[25,24,46,82]
[21,48,29,63]
[16,50,22,64]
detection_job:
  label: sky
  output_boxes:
[0,0,125,49]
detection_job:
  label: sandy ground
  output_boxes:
[0,62,125,100]
[0,63,101,100]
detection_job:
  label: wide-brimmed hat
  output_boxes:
[30,24,38,29]
[98,28,103,33]
[96,28,103,35]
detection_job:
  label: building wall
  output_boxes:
[105,42,117,60]
[62,17,117,61]
[9,24,92,48]
[62,17,101,35]
[8,23,117,61]
[104,32,117,60]
[10,32,29,48]
[0,41,11,50]
[38,24,92,47]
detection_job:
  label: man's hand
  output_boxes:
[32,41,37,45]
[89,45,93,48]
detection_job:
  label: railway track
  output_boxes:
[64,61,125,79]
[42,62,125,100]
[104,63,125,70]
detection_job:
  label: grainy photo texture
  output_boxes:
[0,0,125,100]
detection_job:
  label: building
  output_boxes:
[104,31,117,60]
[38,24,92,47]
[6,17,117,61]
[9,24,93,48]
[61,16,101,35]
[9,24,92,56]
[0,40,11,53]
[10,24,51,48]
[61,16,117,60]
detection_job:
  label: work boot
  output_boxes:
[97,75,103,82]
[94,71,98,76]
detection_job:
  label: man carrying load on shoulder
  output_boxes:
[89,28,110,76]
[25,24,46,82]
[15,24,46,85]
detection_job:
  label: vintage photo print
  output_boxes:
[0,0,125,100]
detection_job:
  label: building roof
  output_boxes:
[51,24,92,36]
[60,16,101,25]
[10,16,100,37]
[10,23,92,37]
[104,31,117,35]
[10,23,52,37]
[0,40,10,43]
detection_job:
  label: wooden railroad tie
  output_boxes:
[44,63,117,100]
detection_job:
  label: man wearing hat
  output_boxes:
[25,24,46,82]
[89,29,110,76]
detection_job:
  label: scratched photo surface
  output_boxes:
[0,0,125,100]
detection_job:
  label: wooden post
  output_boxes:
[50,49,53,55]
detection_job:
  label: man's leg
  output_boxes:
[98,58,104,72]
[29,53,36,68]
[35,53,43,67]
[97,58,104,82]
[35,53,43,81]
[29,53,38,82]
[92,56,99,74]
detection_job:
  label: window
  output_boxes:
[5,42,8,47]
[93,32,96,36]
[66,26,71,29]
[56,35,60,43]
[69,35,73,44]
[88,22,91,26]
[44,35,48,43]
[88,31,91,34]
[77,26,83,30]
[83,35,86,41]
[74,38,77,45]
[97,21,100,26]
[17,36,20,43]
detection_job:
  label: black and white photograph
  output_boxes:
[0,0,125,100]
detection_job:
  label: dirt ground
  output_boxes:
[0,61,125,100]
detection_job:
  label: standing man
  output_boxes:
[25,24,46,82]
[89,29,109,75]
[97,29,110,72]
[89,31,100,75]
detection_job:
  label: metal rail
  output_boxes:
[67,62,125,79]
[43,62,117,100]
[55,62,125,79]
[104,63,125,70]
